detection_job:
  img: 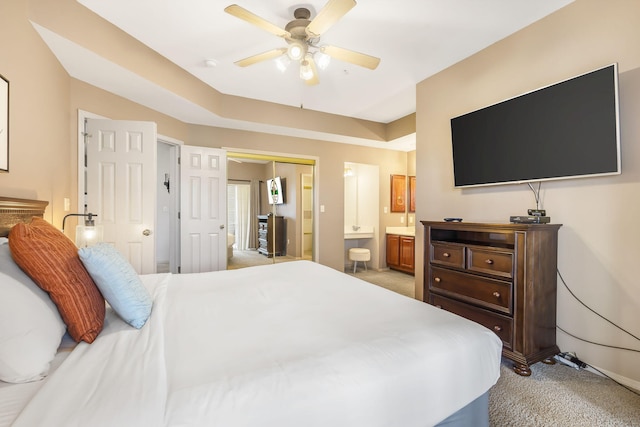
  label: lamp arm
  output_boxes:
[62,213,98,232]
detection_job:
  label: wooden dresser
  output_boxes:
[257,214,286,257]
[422,221,561,376]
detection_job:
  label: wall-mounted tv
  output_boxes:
[450,64,621,188]
[267,177,285,205]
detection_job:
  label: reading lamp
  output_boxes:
[62,213,103,247]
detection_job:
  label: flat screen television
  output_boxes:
[267,177,285,205]
[450,64,621,188]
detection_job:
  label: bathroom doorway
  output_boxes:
[343,162,380,271]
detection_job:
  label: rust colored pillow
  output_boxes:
[8,217,105,343]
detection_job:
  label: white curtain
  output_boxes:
[247,180,260,249]
[235,184,250,250]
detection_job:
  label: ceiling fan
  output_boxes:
[224,0,380,85]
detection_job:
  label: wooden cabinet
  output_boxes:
[409,176,416,213]
[386,234,415,274]
[390,175,406,212]
[422,221,561,376]
[257,214,286,257]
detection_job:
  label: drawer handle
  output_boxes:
[485,259,494,265]
[434,277,441,283]
[442,252,450,258]
[492,291,501,298]
[493,325,502,332]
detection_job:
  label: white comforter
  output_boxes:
[12,261,501,427]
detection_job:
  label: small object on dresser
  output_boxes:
[443,218,463,222]
[527,209,546,216]
[510,215,550,224]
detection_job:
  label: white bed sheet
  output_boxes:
[12,261,502,427]
[0,344,73,427]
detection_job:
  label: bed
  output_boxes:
[0,197,502,427]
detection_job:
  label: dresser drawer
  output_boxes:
[430,294,513,351]
[467,247,513,278]
[430,267,512,314]
[431,243,464,269]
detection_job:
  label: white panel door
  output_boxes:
[86,119,157,274]
[180,145,227,273]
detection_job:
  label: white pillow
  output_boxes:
[0,238,66,383]
[78,243,152,329]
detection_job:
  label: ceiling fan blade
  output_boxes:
[321,45,380,70]
[224,4,291,38]
[306,0,356,38]
[234,48,287,67]
[304,57,320,86]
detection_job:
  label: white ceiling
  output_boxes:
[39,0,573,150]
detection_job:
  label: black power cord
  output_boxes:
[527,182,542,210]
[558,270,640,342]
[556,269,640,396]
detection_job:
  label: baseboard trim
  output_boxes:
[588,365,640,393]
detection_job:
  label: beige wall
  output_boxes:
[415,0,640,385]
[0,0,72,227]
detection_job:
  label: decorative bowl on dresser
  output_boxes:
[422,220,562,376]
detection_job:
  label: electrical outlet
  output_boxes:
[64,198,70,212]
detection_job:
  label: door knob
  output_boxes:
[142,229,151,236]
[219,224,225,229]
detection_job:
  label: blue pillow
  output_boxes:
[78,243,152,329]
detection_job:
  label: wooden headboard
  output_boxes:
[0,197,49,237]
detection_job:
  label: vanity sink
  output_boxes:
[385,226,415,237]
[344,226,374,239]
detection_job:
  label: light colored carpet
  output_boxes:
[344,267,416,298]
[490,360,640,426]
[227,249,298,270]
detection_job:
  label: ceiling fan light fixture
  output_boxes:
[275,55,290,72]
[299,59,314,81]
[314,50,331,70]
[287,40,307,61]
[225,1,380,85]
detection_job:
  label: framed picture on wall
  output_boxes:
[0,74,8,172]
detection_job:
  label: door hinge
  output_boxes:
[178,266,181,274]
[178,211,181,219]
[177,156,181,165]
